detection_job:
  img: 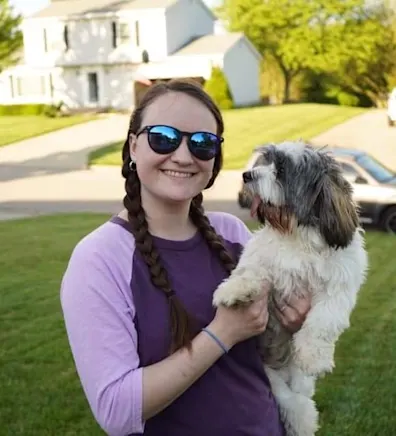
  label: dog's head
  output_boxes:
[243,141,359,249]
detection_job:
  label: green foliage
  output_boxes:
[0,0,23,72]
[219,0,396,107]
[0,102,66,117]
[0,104,49,116]
[203,67,233,110]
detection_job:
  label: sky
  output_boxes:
[9,0,220,16]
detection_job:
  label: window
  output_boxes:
[64,25,70,50]
[87,73,99,103]
[43,29,48,52]
[15,75,47,97]
[339,162,359,177]
[135,21,140,46]
[9,76,15,98]
[355,154,395,183]
[112,22,130,47]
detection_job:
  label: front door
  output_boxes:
[87,72,99,106]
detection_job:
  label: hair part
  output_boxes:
[121,79,236,353]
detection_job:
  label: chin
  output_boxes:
[212,141,369,436]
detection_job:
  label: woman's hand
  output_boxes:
[210,290,270,349]
[274,293,312,334]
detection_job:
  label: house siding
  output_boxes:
[165,0,214,55]
[22,9,168,68]
[223,39,261,106]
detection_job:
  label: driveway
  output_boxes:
[0,109,394,221]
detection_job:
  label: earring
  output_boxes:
[129,159,136,171]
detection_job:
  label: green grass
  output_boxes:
[88,103,368,169]
[1,214,394,435]
[0,115,98,148]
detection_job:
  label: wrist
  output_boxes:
[206,320,236,350]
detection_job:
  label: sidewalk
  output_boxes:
[0,109,394,221]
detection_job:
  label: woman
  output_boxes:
[60,79,311,436]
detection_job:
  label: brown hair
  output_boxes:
[121,79,237,353]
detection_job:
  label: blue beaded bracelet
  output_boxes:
[202,327,229,354]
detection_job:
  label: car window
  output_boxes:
[340,162,359,177]
[355,154,395,183]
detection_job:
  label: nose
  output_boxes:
[243,171,253,183]
[171,138,194,164]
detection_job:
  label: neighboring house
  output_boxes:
[0,0,262,111]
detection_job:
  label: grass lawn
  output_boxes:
[0,115,98,148]
[88,103,368,169]
[1,213,394,435]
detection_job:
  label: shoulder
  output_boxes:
[205,211,252,247]
[61,219,136,303]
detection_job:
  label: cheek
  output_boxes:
[198,159,215,174]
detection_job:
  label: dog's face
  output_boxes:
[243,141,359,249]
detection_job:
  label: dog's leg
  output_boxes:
[265,365,319,436]
[292,291,354,377]
[288,363,316,399]
[213,234,270,307]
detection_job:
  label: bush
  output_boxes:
[203,67,233,110]
[0,102,66,117]
[336,91,360,107]
[0,104,49,116]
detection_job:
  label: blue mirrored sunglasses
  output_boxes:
[136,124,223,161]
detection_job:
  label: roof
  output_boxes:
[31,0,177,18]
[173,33,245,56]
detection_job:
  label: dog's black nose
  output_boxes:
[243,171,253,183]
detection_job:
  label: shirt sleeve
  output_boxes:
[60,240,144,436]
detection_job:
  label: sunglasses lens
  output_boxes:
[148,125,180,154]
[190,132,220,160]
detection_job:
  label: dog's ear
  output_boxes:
[317,170,359,249]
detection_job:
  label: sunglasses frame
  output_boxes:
[136,124,223,161]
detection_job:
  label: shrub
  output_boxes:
[203,67,233,110]
[0,104,48,116]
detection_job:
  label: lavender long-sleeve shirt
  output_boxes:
[60,212,284,436]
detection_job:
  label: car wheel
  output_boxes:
[388,117,395,127]
[380,206,396,234]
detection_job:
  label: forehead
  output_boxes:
[141,91,218,133]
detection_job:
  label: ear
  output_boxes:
[129,133,137,161]
[318,173,359,249]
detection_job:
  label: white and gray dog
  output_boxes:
[213,141,368,436]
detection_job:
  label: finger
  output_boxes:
[284,294,311,316]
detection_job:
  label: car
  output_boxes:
[237,146,396,234]
[388,88,396,127]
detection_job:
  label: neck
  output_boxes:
[122,192,197,241]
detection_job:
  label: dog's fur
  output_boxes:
[213,141,368,436]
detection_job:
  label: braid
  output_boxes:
[123,170,196,353]
[190,193,237,274]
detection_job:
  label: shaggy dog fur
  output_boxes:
[213,141,369,436]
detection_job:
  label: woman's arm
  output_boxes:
[61,242,268,436]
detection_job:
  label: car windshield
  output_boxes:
[355,154,396,183]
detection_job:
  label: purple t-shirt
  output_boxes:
[60,212,284,436]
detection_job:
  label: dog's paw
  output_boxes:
[281,394,319,436]
[292,332,335,377]
[213,276,259,307]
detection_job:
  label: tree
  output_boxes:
[0,0,23,73]
[219,0,396,106]
[305,0,396,106]
[203,67,234,109]
[219,0,318,102]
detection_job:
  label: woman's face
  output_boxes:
[129,91,218,207]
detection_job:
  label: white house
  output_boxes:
[0,0,262,110]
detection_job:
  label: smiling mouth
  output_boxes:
[161,170,196,179]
